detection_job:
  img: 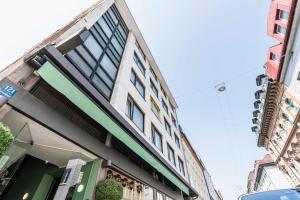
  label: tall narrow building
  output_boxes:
[0,0,202,199]
[252,0,300,187]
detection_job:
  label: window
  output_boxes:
[171,114,177,128]
[279,10,289,20]
[276,25,286,35]
[143,186,154,200]
[164,118,171,136]
[65,5,128,100]
[156,192,164,200]
[169,101,175,113]
[271,53,280,62]
[152,125,163,152]
[126,96,144,131]
[151,97,160,119]
[178,157,185,176]
[167,144,176,166]
[161,86,167,98]
[134,52,146,76]
[175,134,181,149]
[135,40,146,60]
[150,79,158,97]
[150,67,157,81]
[162,99,168,114]
[130,70,145,97]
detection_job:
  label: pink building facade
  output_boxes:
[265,0,296,80]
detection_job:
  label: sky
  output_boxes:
[0,0,275,199]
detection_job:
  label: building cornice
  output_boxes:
[257,83,283,147]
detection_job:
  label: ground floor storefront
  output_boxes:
[0,77,188,199]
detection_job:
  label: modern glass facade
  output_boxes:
[65,5,129,100]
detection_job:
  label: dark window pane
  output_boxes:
[108,9,118,25]
[92,75,111,98]
[106,48,120,66]
[98,17,112,38]
[130,71,136,83]
[126,99,132,117]
[90,27,106,48]
[84,35,103,60]
[134,52,145,76]
[76,45,96,68]
[96,67,113,89]
[136,80,145,97]
[100,54,117,79]
[133,105,144,131]
[111,36,123,55]
[67,50,92,77]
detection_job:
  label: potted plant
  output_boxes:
[0,122,14,158]
[95,179,123,200]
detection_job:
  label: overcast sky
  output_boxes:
[0,0,275,199]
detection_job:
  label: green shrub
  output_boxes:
[0,123,14,158]
[95,179,123,200]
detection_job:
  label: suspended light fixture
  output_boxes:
[215,83,226,92]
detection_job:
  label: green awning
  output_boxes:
[37,62,189,195]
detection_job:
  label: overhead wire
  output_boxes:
[174,67,260,99]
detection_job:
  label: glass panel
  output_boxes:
[154,131,162,151]
[136,80,145,97]
[98,17,112,38]
[130,71,136,83]
[94,23,109,42]
[144,186,154,200]
[92,75,111,98]
[96,67,113,89]
[100,54,117,79]
[157,192,164,200]
[106,47,120,66]
[118,24,127,41]
[111,36,123,55]
[168,145,175,165]
[67,50,92,77]
[90,27,106,48]
[76,45,96,68]
[134,53,145,76]
[126,99,132,117]
[133,105,144,131]
[108,9,118,25]
[277,25,286,35]
[84,35,103,60]
[279,10,289,20]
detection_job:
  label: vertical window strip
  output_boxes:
[65,5,129,100]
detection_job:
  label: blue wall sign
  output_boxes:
[0,85,17,98]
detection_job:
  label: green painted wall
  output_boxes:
[32,174,54,200]
[72,159,101,200]
[38,62,190,195]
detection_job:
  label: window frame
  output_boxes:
[133,52,146,76]
[167,143,176,166]
[151,125,163,152]
[150,79,159,98]
[174,134,181,149]
[150,67,158,81]
[276,25,286,35]
[151,96,161,120]
[126,95,145,132]
[162,99,169,114]
[278,10,289,21]
[171,114,177,128]
[161,86,167,98]
[65,5,128,101]
[164,118,172,137]
[178,157,185,176]
[130,70,145,98]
